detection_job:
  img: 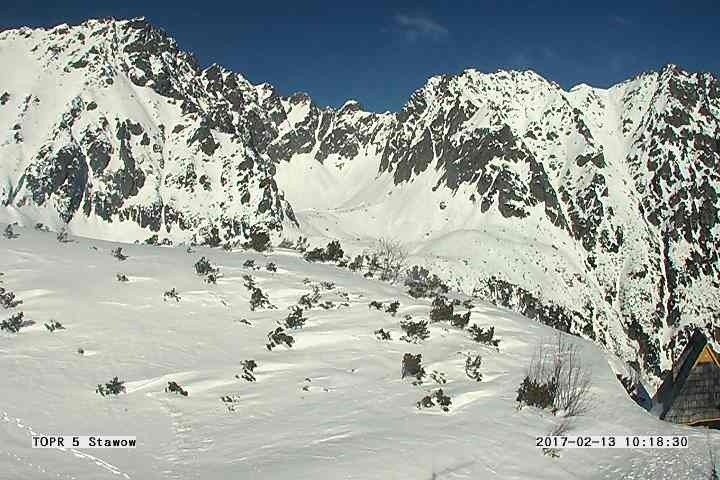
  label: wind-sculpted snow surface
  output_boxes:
[0,226,717,479]
[1,18,719,384]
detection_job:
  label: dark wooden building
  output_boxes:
[653,330,720,428]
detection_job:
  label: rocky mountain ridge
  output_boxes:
[1,17,718,384]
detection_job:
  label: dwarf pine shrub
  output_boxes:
[516,376,556,410]
[1,312,25,333]
[400,317,430,343]
[417,388,452,412]
[404,265,449,298]
[468,324,500,348]
[284,306,307,329]
[238,360,257,382]
[429,296,454,322]
[266,327,295,351]
[164,288,181,302]
[385,300,400,316]
[96,377,126,396]
[166,381,188,396]
[44,320,64,332]
[375,328,392,341]
[250,287,274,311]
[450,311,471,329]
[0,287,22,308]
[111,247,128,261]
[368,300,383,310]
[465,354,483,382]
[303,240,344,263]
[194,257,218,276]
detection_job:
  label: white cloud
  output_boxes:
[394,13,449,40]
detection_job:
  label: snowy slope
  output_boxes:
[1,225,717,479]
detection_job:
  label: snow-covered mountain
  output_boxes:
[0,18,296,247]
[1,18,718,384]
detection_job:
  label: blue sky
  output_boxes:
[2,0,719,112]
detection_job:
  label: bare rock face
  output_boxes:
[0,18,295,246]
[1,19,719,383]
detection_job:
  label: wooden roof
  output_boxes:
[653,330,720,421]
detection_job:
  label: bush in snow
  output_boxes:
[298,286,321,309]
[1,312,26,333]
[249,286,274,311]
[324,240,344,261]
[44,319,64,332]
[266,262,277,272]
[116,274,129,282]
[96,377,126,396]
[450,311,471,329]
[304,240,344,263]
[516,376,556,411]
[401,353,426,384]
[144,234,159,245]
[165,381,188,396]
[238,360,257,382]
[368,238,408,282]
[111,247,128,261]
[3,224,19,239]
[468,324,500,348]
[266,327,295,351]
[429,370,447,385]
[0,287,23,308]
[204,272,219,284]
[368,300,383,310]
[385,300,400,316]
[429,296,454,322]
[465,354,483,382]
[279,236,308,252]
[417,388,452,412]
[374,328,392,340]
[244,228,271,252]
[284,306,307,329]
[34,222,50,232]
[404,265,449,298]
[194,256,218,276]
[243,259,257,269]
[348,255,364,272]
[517,333,592,417]
[400,317,430,343]
[164,288,181,302]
